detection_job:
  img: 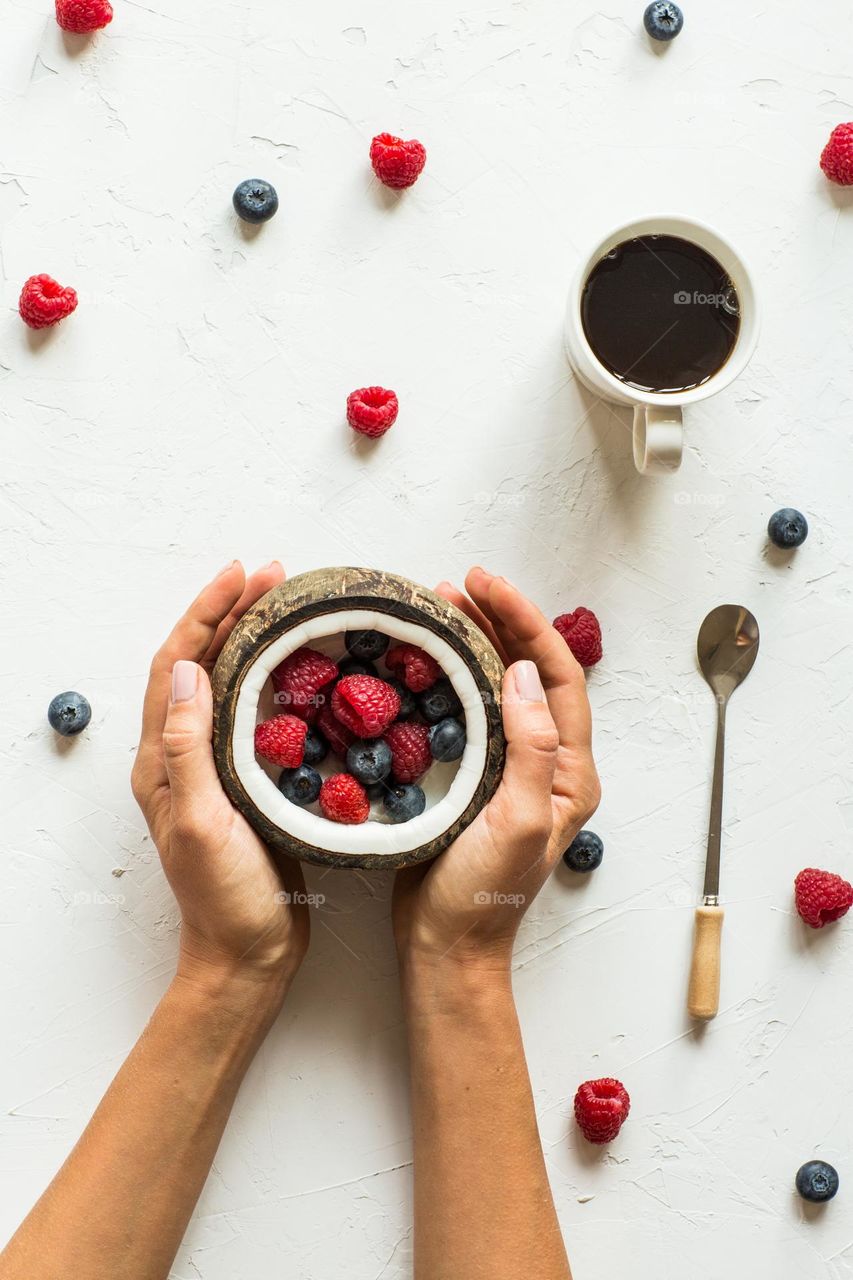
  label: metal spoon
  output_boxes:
[688,605,760,1020]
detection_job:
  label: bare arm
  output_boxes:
[0,562,310,1280]
[403,962,571,1280]
[395,568,600,1280]
[0,971,286,1280]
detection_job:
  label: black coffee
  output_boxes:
[581,235,740,394]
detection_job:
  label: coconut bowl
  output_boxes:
[211,567,506,870]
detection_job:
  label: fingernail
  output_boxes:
[513,660,544,702]
[264,559,283,572]
[215,560,237,578]
[473,566,493,579]
[436,579,456,593]
[171,660,199,704]
[498,575,518,591]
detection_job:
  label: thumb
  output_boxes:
[491,660,558,844]
[162,661,223,817]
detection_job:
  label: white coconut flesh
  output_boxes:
[231,609,490,857]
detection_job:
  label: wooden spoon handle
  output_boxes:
[687,904,724,1020]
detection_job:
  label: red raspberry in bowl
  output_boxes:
[553,608,602,669]
[384,721,432,784]
[332,674,401,738]
[794,868,853,928]
[820,123,853,186]
[271,646,338,721]
[347,387,399,439]
[19,274,78,329]
[369,133,427,190]
[320,773,370,824]
[254,714,307,769]
[574,1078,631,1145]
[55,0,113,32]
[316,702,355,759]
[386,643,441,693]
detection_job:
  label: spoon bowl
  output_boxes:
[697,604,760,703]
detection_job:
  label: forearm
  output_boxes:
[0,967,287,1280]
[402,959,571,1280]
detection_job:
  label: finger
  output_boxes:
[434,580,508,663]
[161,661,224,824]
[135,562,246,807]
[203,560,286,670]
[463,567,531,654]
[464,568,592,752]
[143,561,245,739]
[484,661,559,869]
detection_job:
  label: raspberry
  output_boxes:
[319,773,370,824]
[794,868,853,928]
[271,647,338,721]
[820,123,853,186]
[331,675,400,739]
[316,702,355,759]
[254,714,307,769]
[18,274,78,329]
[574,1078,630,1145]
[553,608,602,668]
[386,643,441,693]
[384,721,432,784]
[347,386,399,439]
[55,0,113,32]
[369,133,427,190]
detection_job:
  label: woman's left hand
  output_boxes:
[131,560,310,1005]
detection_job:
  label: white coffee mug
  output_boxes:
[564,215,759,474]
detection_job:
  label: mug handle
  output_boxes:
[633,405,683,474]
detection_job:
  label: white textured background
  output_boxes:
[2,2,853,1277]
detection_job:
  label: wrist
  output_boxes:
[158,972,281,1081]
[176,920,305,1015]
[400,949,515,1021]
[174,952,294,1030]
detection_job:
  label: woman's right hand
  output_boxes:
[393,568,600,975]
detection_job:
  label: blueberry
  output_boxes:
[232,178,279,224]
[302,727,328,766]
[388,678,417,719]
[365,781,387,801]
[277,765,322,806]
[48,691,91,737]
[563,830,604,873]
[796,1161,839,1203]
[418,679,463,724]
[643,2,683,40]
[429,717,466,762]
[347,739,393,786]
[345,629,389,662]
[338,657,378,679]
[768,508,808,549]
[383,784,427,824]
